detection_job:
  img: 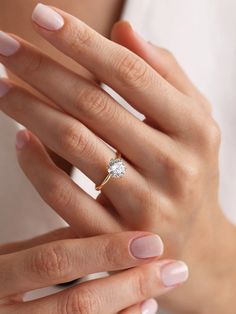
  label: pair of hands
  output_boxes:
[0,3,230,313]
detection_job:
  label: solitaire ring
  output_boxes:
[95,151,126,191]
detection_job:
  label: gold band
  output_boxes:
[95,151,122,191]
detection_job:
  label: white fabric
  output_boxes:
[0,0,236,311]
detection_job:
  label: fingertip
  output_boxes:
[111,20,133,43]
[141,298,158,314]
[16,129,30,150]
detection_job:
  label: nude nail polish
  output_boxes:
[161,261,189,287]
[141,298,158,314]
[130,235,164,259]
[32,3,64,31]
[0,31,20,57]
[0,79,10,98]
[0,63,8,78]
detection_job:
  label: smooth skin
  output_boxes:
[0,0,124,173]
[0,228,175,313]
[0,4,236,314]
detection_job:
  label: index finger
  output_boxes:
[0,232,164,299]
[31,4,192,134]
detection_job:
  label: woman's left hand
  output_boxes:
[0,4,235,313]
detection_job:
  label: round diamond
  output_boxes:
[108,158,126,178]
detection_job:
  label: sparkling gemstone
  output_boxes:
[108,158,126,178]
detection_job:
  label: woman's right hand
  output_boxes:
[0,228,188,314]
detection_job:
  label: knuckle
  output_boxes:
[44,179,73,210]
[75,88,116,122]
[203,119,221,148]
[175,161,201,201]
[101,237,123,268]
[178,161,200,184]
[61,288,100,314]
[115,51,149,88]
[195,117,221,152]
[30,244,71,281]
[69,23,92,51]
[60,122,81,154]
[132,268,149,300]
[23,52,45,76]
[60,122,96,157]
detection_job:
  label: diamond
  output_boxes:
[108,158,126,178]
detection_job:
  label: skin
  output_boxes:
[0,228,171,313]
[0,3,236,314]
[0,0,124,173]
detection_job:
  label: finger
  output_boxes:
[0,227,75,255]
[30,4,197,134]
[16,129,121,236]
[0,30,163,170]
[0,80,144,219]
[119,298,158,314]
[6,260,188,314]
[0,231,164,298]
[111,21,210,106]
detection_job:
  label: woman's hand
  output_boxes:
[0,228,188,313]
[0,4,235,313]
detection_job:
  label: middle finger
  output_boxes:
[0,231,164,299]
[0,82,146,218]
[0,31,166,170]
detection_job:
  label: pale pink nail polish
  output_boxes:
[0,31,20,57]
[161,261,189,287]
[16,130,30,150]
[32,3,64,31]
[141,298,158,314]
[0,79,10,97]
[130,235,164,259]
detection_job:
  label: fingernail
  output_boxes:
[0,31,20,57]
[0,79,10,97]
[0,63,8,78]
[32,3,64,31]
[161,261,189,287]
[141,298,158,314]
[16,130,30,150]
[130,235,164,259]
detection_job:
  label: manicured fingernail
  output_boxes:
[161,261,189,287]
[16,130,30,150]
[0,79,10,97]
[0,31,20,57]
[130,235,164,259]
[32,3,64,31]
[141,298,158,314]
[0,64,8,78]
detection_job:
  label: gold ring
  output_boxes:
[95,151,126,191]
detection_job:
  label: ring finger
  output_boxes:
[0,30,167,170]
[0,83,147,217]
[0,231,164,298]
[4,259,188,314]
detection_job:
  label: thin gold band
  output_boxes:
[95,151,121,191]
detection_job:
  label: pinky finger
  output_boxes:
[120,298,158,314]
[16,130,121,237]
